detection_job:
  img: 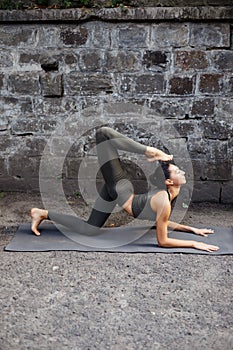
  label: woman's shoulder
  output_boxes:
[149,188,170,200]
[149,189,171,214]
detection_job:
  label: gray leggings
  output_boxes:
[48,127,147,234]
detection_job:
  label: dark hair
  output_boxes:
[149,161,175,189]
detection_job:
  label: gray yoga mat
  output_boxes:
[4,223,233,255]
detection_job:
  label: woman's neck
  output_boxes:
[167,186,181,202]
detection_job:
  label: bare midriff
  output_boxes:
[122,193,135,216]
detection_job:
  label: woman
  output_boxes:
[31,127,219,252]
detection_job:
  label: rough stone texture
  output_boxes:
[189,23,230,48]
[39,72,63,97]
[191,99,215,117]
[1,7,233,22]
[175,51,209,71]
[59,26,89,47]
[66,73,113,95]
[0,8,232,203]
[2,0,233,9]
[169,76,195,95]
[199,74,223,94]
[212,50,233,71]
[221,181,233,204]
[8,73,40,95]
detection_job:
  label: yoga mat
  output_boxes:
[4,223,233,255]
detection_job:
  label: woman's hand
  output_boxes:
[145,146,173,162]
[192,228,214,237]
[193,241,219,252]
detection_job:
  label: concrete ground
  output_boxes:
[0,192,232,350]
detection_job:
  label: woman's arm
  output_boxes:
[168,221,214,237]
[155,202,219,252]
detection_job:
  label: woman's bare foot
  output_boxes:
[30,208,48,236]
[145,146,173,162]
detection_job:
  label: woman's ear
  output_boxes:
[165,179,173,186]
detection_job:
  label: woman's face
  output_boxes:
[168,164,186,186]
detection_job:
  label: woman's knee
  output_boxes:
[96,127,109,144]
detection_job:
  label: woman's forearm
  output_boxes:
[168,221,195,232]
[158,237,196,248]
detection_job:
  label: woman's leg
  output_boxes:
[31,127,147,236]
[95,127,147,204]
[47,184,116,232]
[87,183,117,227]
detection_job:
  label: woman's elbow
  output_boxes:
[157,238,169,247]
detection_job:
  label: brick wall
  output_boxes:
[0,7,232,203]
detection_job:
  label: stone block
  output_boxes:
[188,140,210,160]
[0,135,13,153]
[221,181,233,204]
[0,157,6,177]
[0,116,8,131]
[208,140,229,161]
[189,23,230,48]
[8,155,40,178]
[191,158,231,181]
[66,142,85,158]
[173,120,195,138]
[192,181,221,203]
[202,120,229,140]
[216,98,233,123]
[91,22,111,48]
[0,176,40,193]
[66,73,113,96]
[37,26,59,48]
[228,76,233,93]
[48,137,75,157]
[39,156,67,179]
[134,74,165,94]
[0,97,33,117]
[103,102,143,116]
[191,99,214,117]
[19,52,41,65]
[39,72,63,97]
[65,157,92,179]
[59,26,88,47]
[212,50,233,71]
[0,74,3,89]
[151,23,189,48]
[205,161,232,181]
[33,97,77,115]
[143,51,169,71]
[175,50,209,71]
[8,73,40,95]
[0,51,14,68]
[64,53,78,66]
[169,76,194,95]
[227,137,233,160]
[79,50,103,72]
[11,115,57,135]
[0,25,36,47]
[105,51,140,72]
[150,98,191,119]
[118,25,149,48]
[21,98,33,114]
[24,137,47,157]
[199,74,223,94]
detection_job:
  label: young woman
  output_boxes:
[31,127,219,252]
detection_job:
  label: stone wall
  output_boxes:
[1,1,233,9]
[0,7,232,203]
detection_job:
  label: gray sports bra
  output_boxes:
[131,189,171,221]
